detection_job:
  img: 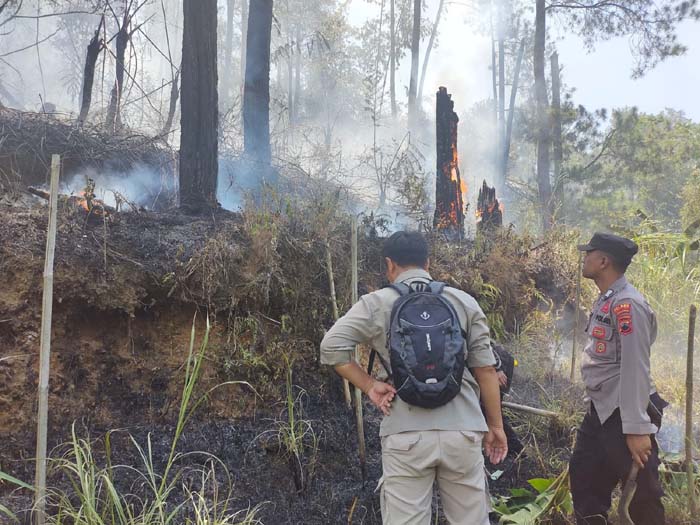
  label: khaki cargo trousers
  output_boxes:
[379,430,490,525]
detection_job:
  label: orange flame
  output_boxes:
[76,191,90,212]
[71,190,108,217]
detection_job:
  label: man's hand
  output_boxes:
[496,370,508,388]
[483,425,508,465]
[365,379,396,416]
[626,434,652,469]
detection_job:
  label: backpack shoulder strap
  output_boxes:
[367,349,391,375]
[388,282,411,296]
[428,281,446,294]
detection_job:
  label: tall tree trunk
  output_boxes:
[550,50,563,212]
[243,0,273,168]
[105,19,129,131]
[503,37,525,187]
[534,0,552,231]
[161,70,180,136]
[294,27,301,121]
[407,0,421,126]
[491,26,498,177]
[179,0,219,211]
[222,0,235,107]
[287,36,294,125]
[389,0,396,118]
[240,0,248,98]
[78,16,104,124]
[497,11,505,187]
[417,0,445,106]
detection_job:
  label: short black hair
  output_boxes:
[382,231,429,267]
[602,251,632,273]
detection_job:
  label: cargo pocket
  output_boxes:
[383,431,421,452]
[459,430,484,444]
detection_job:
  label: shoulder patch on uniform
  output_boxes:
[618,314,633,335]
[613,303,631,315]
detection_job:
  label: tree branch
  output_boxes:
[0,28,59,58]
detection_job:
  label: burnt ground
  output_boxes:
[2,368,387,524]
[1,364,568,525]
[0,201,579,524]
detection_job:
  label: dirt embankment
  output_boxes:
[0,199,577,522]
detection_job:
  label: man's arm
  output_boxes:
[473,366,508,464]
[463,298,507,464]
[320,296,396,414]
[616,300,656,468]
[333,361,395,415]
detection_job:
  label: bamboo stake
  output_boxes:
[34,154,60,525]
[686,304,697,516]
[571,250,582,381]
[325,239,351,407]
[351,217,367,480]
[502,401,559,419]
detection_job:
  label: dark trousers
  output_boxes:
[569,404,665,525]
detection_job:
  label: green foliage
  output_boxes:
[491,469,573,524]
[625,229,700,336]
[552,1,697,78]
[567,109,700,233]
[681,169,700,230]
[660,461,700,525]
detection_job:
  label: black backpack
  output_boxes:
[368,281,466,409]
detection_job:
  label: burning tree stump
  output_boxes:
[433,87,466,238]
[476,180,503,232]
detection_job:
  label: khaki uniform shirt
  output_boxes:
[320,268,496,437]
[581,276,658,435]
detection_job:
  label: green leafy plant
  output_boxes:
[492,469,573,524]
[0,470,33,522]
[253,356,320,493]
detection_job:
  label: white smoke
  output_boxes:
[62,164,165,209]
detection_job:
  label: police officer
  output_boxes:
[569,233,667,525]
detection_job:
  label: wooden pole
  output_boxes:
[325,240,351,407]
[351,217,367,480]
[571,250,582,381]
[686,304,697,516]
[34,154,60,525]
[502,401,559,419]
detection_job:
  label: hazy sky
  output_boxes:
[349,1,700,122]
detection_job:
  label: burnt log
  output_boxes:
[433,86,465,238]
[476,180,502,232]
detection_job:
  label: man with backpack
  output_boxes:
[320,231,507,524]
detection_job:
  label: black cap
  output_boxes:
[577,232,638,262]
